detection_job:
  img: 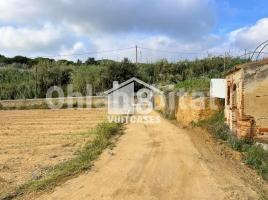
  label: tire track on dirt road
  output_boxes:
[33,112,263,200]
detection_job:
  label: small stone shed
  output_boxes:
[225,59,268,139]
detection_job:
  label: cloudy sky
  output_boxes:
[0,0,268,61]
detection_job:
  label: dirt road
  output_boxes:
[36,113,266,200]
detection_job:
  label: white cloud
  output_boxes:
[89,33,221,62]
[0,0,217,60]
[0,0,216,40]
[58,42,93,61]
[0,1,43,22]
[0,24,61,53]
[60,42,85,56]
[1,0,267,61]
[229,18,268,50]
[0,23,96,58]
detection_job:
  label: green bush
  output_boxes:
[0,56,249,100]
[245,145,268,180]
[199,111,268,181]
[198,111,229,140]
[214,122,229,140]
[71,65,103,96]
[0,67,36,100]
[175,78,210,92]
[227,135,245,151]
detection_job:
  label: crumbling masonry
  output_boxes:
[225,59,268,139]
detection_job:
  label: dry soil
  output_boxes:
[0,108,106,195]
[34,112,268,200]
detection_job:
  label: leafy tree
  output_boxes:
[12,56,32,65]
[77,59,83,65]
[102,58,138,89]
[85,57,97,65]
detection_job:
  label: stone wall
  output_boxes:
[243,64,268,130]
[154,95,166,113]
[154,93,223,125]
[176,95,223,126]
[0,96,107,109]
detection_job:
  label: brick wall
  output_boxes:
[225,63,268,138]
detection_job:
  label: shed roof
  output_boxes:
[225,58,268,76]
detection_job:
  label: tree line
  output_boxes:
[0,54,249,100]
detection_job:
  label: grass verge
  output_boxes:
[196,111,268,181]
[1,121,123,200]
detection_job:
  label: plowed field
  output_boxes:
[0,108,107,195]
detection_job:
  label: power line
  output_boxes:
[139,47,200,55]
[45,46,136,58]
[31,45,268,61]
[237,51,268,58]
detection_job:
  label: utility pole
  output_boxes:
[140,50,142,63]
[245,49,247,58]
[35,66,37,98]
[135,45,138,65]
[223,52,226,73]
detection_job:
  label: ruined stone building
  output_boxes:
[225,59,268,140]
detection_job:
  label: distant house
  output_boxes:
[104,77,162,115]
[225,59,268,139]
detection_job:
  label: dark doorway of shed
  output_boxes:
[231,84,238,134]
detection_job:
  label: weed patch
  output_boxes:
[245,145,268,180]
[198,111,268,181]
[175,78,210,92]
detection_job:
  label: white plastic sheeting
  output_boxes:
[210,79,226,99]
